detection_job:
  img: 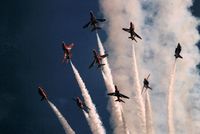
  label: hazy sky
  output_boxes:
[0,0,199,134]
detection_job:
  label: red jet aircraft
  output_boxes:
[89,49,108,69]
[73,97,90,113]
[38,86,48,101]
[62,41,74,63]
[122,22,142,42]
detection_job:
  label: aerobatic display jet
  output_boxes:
[174,43,183,59]
[83,10,106,32]
[73,97,90,113]
[107,85,129,103]
[122,22,142,42]
[62,41,74,63]
[141,74,152,94]
[89,49,108,69]
[38,86,48,101]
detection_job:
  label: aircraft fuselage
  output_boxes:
[76,97,84,109]
[38,87,48,101]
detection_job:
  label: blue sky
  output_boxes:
[0,0,199,134]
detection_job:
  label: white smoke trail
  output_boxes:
[167,60,177,134]
[100,0,200,133]
[82,110,91,126]
[96,33,124,134]
[140,0,200,133]
[120,105,132,134]
[139,0,200,133]
[70,61,106,134]
[144,92,155,134]
[99,0,147,133]
[96,33,112,81]
[47,100,75,134]
[132,44,146,134]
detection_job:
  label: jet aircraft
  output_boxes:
[174,43,183,59]
[62,41,74,63]
[107,85,129,103]
[89,49,108,69]
[73,97,90,113]
[122,22,142,42]
[38,86,48,101]
[141,74,152,94]
[83,10,106,32]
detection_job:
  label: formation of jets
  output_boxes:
[38,11,184,106]
[89,49,108,69]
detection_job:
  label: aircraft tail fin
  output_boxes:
[149,87,152,90]
[178,55,183,59]
[115,98,125,103]
[129,36,137,42]
[174,54,183,59]
[98,64,105,68]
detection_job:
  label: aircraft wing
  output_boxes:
[92,50,98,56]
[83,103,90,111]
[68,43,74,49]
[146,74,150,80]
[119,93,129,99]
[89,59,95,69]
[122,28,131,33]
[96,18,106,22]
[63,44,74,50]
[119,99,125,103]
[83,21,91,28]
[107,93,117,96]
[100,54,108,58]
[134,32,142,39]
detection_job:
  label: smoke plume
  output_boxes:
[99,0,200,133]
[144,92,155,134]
[70,61,106,134]
[167,60,177,134]
[96,33,125,134]
[47,100,75,134]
